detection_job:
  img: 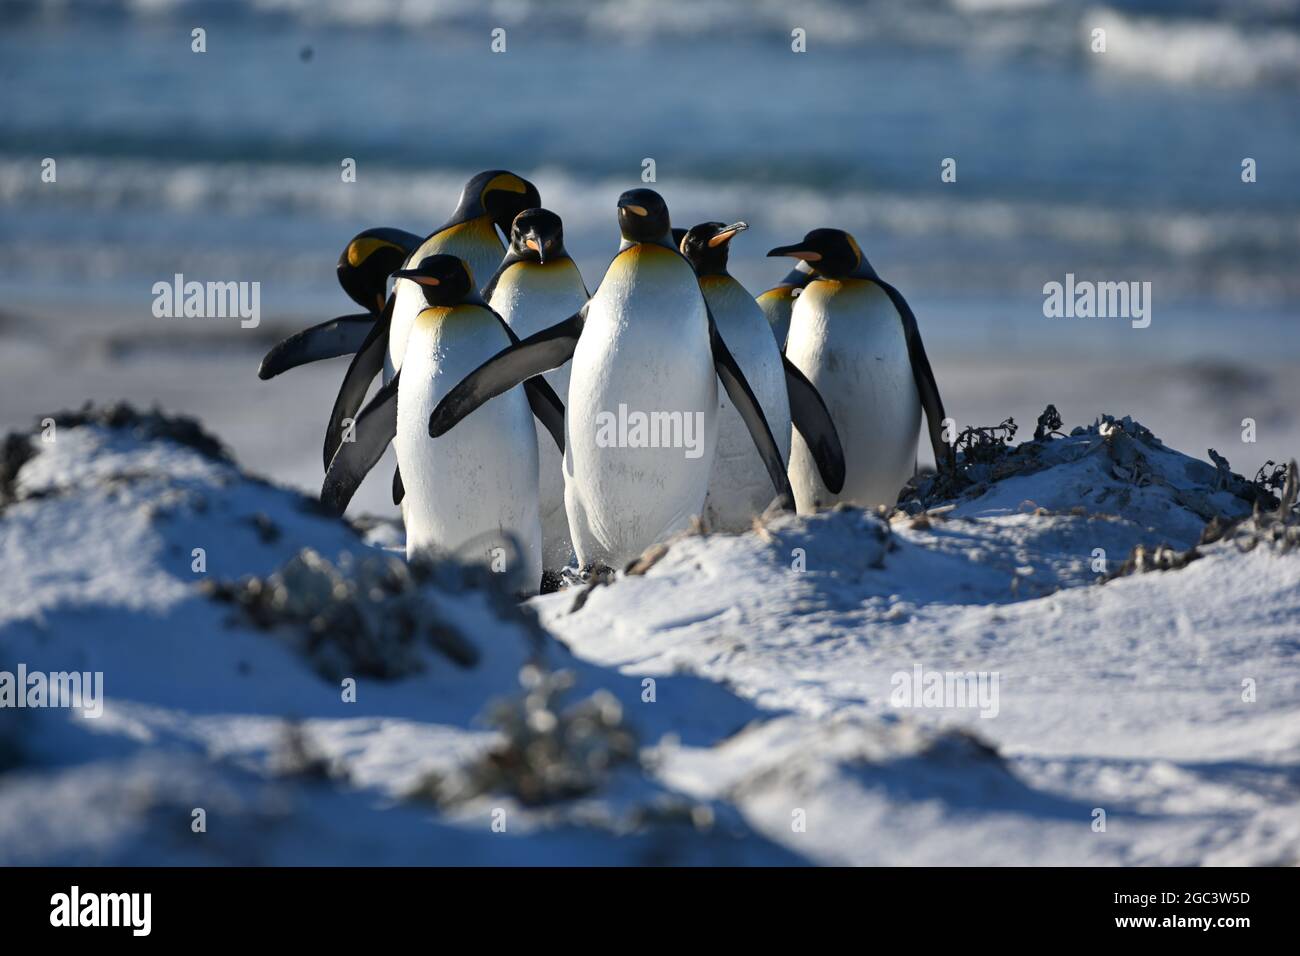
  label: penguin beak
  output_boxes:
[524,235,546,264]
[708,222,748,248]
[391,269,439,286]
[767,243,822,262]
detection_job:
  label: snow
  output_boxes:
[1,408,1297,865]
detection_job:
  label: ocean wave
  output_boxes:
[2,153,1297,306]
[1083,6,1300,87]
[7,0,1300,87]
[4,153,1295,260]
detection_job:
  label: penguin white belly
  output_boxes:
[785,279,920,511]
[564,245,717,569]
[700,276,791,532]
[387,218,504,379]
[489,260,588,571]
[396,305,542,593]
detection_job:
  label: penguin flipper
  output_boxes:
[323,295,394,471]
[708,313,795,511]
[428,310,585,438]
[523,379,566,454]
[257,315,376,380]
[321,371,400,516]
[869,279,953,471]
[781,355,846,494]
[392,466,405,506]
[491,312,567,454]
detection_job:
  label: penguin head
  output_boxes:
[337,228,417,312]
[768,228,866,279]
[391,254,475,306]
[679,221,748,276]
[459,170,542,233]
[508,208,566,265]
[616,189,672,245]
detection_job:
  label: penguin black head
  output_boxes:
[508,208,566,265]
[391,254,475,307]
[616,189,672,246]
[337,228,419,312]
[768,228,868,280]
[459,170,542,234]
[679,221,748,277]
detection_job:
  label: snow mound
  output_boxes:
[536,413,1300,865]
[0,406,795,865]
[907,410,1273,549]
[2,405,1298,865]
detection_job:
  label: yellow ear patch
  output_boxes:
[347,236,404,268]
[481,173,528,203]
[845,233,863,268]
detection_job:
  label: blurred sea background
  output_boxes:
[2,0,1298,514]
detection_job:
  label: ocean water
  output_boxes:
[2,0,1299,361]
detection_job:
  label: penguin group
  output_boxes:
[259,170,951,595]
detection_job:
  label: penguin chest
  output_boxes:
[387,218,504,377]
[565,246,718,564]
[489,260,588,399]
[489,261,589,569]
[785,279,920,510]
[395,306,540,580]
[701,276,792,531]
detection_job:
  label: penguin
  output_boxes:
[678,221,844,532]
[767,228,951,512]
[321,255,543,595]
[755,259,816,351]
[257,227,420,381]
[426,188,796,571]
[482,208,589,575]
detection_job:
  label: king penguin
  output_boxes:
[425,188,796,571]
[755,259,816,351]
[679,221,844,532]
[768,228,952,511]
[321,255,544,595]
[483,208,589,575]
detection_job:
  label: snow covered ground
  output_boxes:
[1,406,1297,865]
